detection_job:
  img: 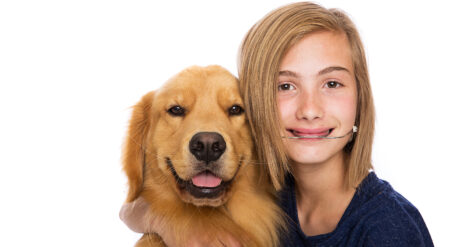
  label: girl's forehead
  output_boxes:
[280,31,354,76]
[287,32,351,59]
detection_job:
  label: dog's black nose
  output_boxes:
[189,132,226,163]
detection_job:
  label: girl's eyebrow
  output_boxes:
[318,66,350,75]
[279,66,350,78]
[279,70,300,78]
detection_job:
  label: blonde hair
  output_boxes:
[238,2,375,190]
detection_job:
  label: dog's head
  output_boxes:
[123,65,253,207]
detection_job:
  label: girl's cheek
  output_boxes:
[329,96,357,123]
[277,98,293,120]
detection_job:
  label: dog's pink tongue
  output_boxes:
[191,172,222,188]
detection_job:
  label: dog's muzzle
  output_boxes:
[166,157,233,199]
[166,132,241,199]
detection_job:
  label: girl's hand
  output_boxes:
[119,197,150,233]
[120,197,241,246]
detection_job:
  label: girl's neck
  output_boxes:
[292,152,356,236]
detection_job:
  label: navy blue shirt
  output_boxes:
[279,172,433,246]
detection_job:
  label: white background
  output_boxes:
[1,0,453,246]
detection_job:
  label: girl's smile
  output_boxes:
[286,127,333,140]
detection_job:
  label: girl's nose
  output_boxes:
[296,91,324,121]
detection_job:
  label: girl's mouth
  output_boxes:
[287,128,334,138]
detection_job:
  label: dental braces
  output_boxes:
[282,125,358,139]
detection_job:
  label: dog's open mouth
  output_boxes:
[166,158,233,199]
[187,171,230,198]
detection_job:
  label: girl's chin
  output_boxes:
[290,156,329,165]
[286,146,345,165]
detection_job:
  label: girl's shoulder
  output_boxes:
[355,172,424,220]
[347,172,434,246]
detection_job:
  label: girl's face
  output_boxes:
[277,31,357,166]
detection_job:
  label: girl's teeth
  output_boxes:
[292,129,331,136]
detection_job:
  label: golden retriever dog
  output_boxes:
[123,65,284,246]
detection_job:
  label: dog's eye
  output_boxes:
[167,105,186,116]
[228,105,244,116]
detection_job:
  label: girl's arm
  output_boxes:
[119,197,241,247]
[119,197,150,233]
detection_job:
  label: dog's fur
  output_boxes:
[123,65,284,246]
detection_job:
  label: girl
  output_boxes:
[121,2,433,246]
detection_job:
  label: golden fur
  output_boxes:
[123,65,284,246]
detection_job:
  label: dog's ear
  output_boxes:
[123,91,154,202]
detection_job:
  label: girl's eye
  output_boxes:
[278,83,295,91]
[326,81,342,88]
